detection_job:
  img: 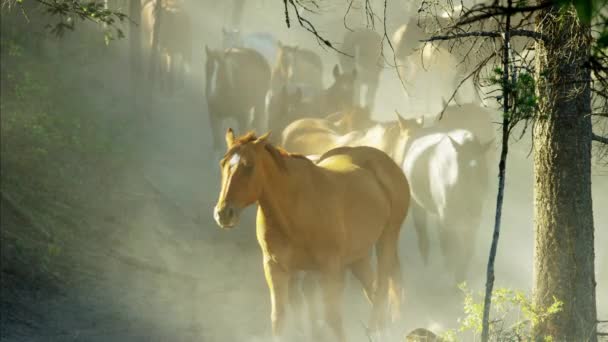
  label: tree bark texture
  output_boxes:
[533,3,597,341]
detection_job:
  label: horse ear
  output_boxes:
[333,64,341,79]
[255,131,271,144]
[447,135,460,147]
[394,110,408,131]
[225,128,235,148]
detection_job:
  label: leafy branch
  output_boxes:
[3,0,130,42]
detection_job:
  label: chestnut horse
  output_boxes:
[213,129,410,341]
[205,47,270,153]
[282,111,423,163]
[278,106,374,145]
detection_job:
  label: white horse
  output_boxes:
[402,128,493,282]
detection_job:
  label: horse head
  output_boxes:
[205,45,239,98]
[391,110,424,163]
[214,129,272,228]
[323,64,357,114]
[446,134,494,184]
[222,27,242,49]
[275,42,299,72]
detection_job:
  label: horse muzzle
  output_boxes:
[213,203,241,229]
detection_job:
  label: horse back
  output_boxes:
[319,146,410,224]
[403,130,486,218]
[225,48,271,87]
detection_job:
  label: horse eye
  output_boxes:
[242,161,253,170]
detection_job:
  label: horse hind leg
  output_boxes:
[349,256,375,304]
[412,202,430,265]
[370,227,403,332]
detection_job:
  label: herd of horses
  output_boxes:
[207,20,499,341]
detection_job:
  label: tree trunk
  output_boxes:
[533,3,597,341]
[129,0,142,108]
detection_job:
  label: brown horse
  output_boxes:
[271,42,324,93]
[213,129,410,341]
[320,65,358,116]
[141,0,192,92]
[267,65,358,141]
[339,28,384,109]
[282,110,423,162]
[205,47,270,153]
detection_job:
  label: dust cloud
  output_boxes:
[2,0,606,341]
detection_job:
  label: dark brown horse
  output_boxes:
[270,42,324,93]
[267,65,358,142]
[339,28,384,110]
[205,47,270,153]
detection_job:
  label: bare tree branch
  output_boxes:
[422,29,543,42]
[437,52,497,118]
[283,0,350,56]
[456,2,552,26]
[592,133,608,144]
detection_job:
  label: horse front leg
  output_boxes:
[263,257,290,340]
[207,108,222,155]
[412,202,430,265]
[320,264,346,342]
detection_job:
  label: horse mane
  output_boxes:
[232,132,312,171]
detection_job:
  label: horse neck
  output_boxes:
[256,149,314,231]
[215,59,235,94]
[320,85,341,113]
